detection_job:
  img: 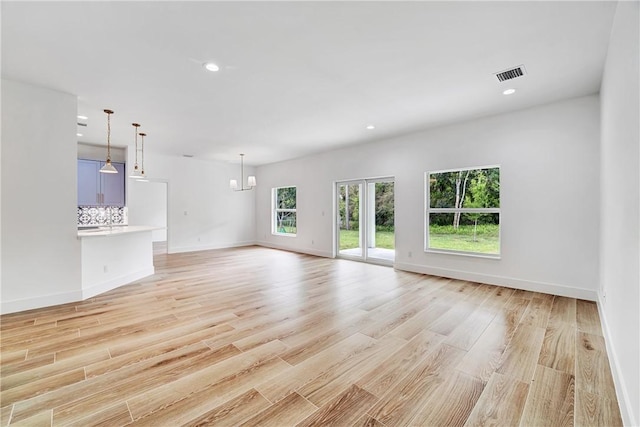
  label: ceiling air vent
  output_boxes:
[495,65,526,82]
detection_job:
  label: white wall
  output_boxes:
[599,1,640,425]
[77,142,126,163]
[126,151,255,253]
[0,81,2,313]
[1,79,82,314]
[256,95,601,300]
[128,180,168,242]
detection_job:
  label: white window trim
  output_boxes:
[272,186,297,237]
[425,166,501,258]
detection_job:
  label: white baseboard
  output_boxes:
[394,262,598,301]
[81,266,155,299]
[1,289,83,315]
[596,292,637,427]
[256,240,333,258]
[168,241,256,254]
[1,267,156,315]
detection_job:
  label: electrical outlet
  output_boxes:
[311,240,314,245]
[103,265,108,273]
[408,251,412,258]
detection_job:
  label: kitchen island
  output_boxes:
[78,226,160,299]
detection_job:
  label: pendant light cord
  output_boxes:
[107,112,111,161]
[104,109,114,163]
[139,132,146,175]
[132,123,140,169]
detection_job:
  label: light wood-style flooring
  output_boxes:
[0,246,622,426]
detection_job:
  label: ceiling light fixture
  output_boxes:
[366,125,375,130]
[204,62,220,72]
[502,88,516,95]
[99,109,118,174]
[77,133,83,137]
[230,154,256,191]
[129,123,142,179]
[77,115,88,120]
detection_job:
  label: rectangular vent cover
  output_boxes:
[495,65,526,82]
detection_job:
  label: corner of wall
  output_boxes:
[596,292,638,427]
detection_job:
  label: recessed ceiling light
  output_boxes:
[502,88,516,95]
[77,133,83,137]
[366,125,375,130]
[204,62,220,72]
[77,115,88,120]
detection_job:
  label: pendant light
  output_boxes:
[230,153,256,191]
[139,132,147,178]
[99,109,118,173]
[129,123,142,179]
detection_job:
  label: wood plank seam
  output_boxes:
[0,247,622,427]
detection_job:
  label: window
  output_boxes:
[426,166,500,257]
[273,186,297,236]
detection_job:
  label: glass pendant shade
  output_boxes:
[100,160,118,173]
[247,176,257,187]
[229,179,238,190]
[129,165,142,179]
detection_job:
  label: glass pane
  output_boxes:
[374,182,394,249]
[338,183,362,256]
[428,212,500,255]
[277,187,296,209]
[275,211,296,234]
[429,167,500,208]
[368,182,395,262]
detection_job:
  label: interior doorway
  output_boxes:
[336,178,395,265]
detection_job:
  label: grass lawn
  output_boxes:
[429,224,499,254]
[275,226,297,235]
[339,229,395,250]
[339,225,498,254]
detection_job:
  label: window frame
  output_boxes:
[425,165,501,258]
[272,185,297,237]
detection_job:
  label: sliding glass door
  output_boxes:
[336,178,394,265]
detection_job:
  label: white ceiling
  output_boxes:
[2,1,617,166]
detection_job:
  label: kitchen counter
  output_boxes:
[78,225,161,299]
[78,225,161,238]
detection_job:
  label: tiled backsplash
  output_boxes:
[78,206,128,226]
